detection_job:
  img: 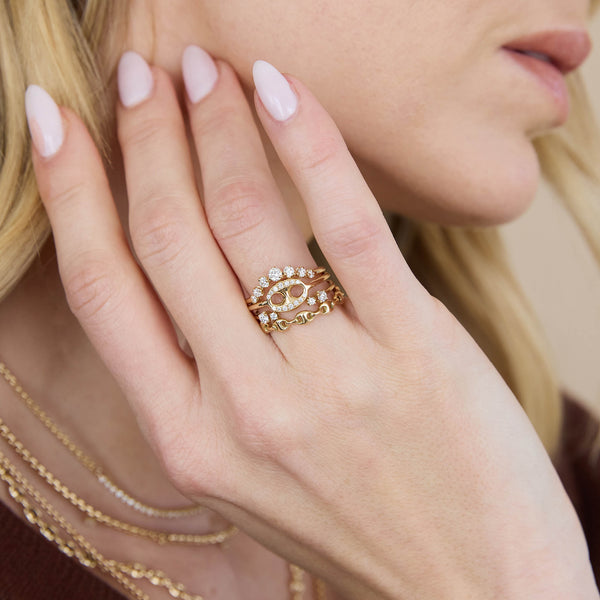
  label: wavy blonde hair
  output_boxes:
[0,1,599,461]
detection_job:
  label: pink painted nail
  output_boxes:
[182,45,219,103]
[117,51,154,108]
[252,60,298,122]
[24,85,64,158]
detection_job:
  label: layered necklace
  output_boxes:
[0,361,329,600]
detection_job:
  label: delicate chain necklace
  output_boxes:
[0,361,202,519]
[0,360,330,598]
[0,450,327,599]
[0,416,237,545]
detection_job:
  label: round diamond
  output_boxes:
[252,286,263,298]
[259,276,269,288]
[267,283,280,298]
[307,297,317,306]
[250,295,257,304]
[283,266,295,278]
[270,312,278,321]
[297,267,307,277]
[258,313,269,324]
[268,267,282,281]
[317,290,328,302]
[307,269,315,278]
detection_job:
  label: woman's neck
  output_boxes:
[0,244,212,516]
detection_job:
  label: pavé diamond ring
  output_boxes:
[245,265,346,333]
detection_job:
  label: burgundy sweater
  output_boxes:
[1,392,599,599]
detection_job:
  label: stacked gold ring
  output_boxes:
[245,265,345,333]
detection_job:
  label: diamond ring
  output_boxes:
[245,265,345,333]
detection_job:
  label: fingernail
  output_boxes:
[25,85,64,158]
[118,51,154,108]
[252,60,298,122]
[182,45,219,103]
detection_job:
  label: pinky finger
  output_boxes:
[25,85,198,450]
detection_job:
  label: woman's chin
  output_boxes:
[386,139,541,228]
[450,149,541,227]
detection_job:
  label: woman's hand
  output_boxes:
[26,47,597,599]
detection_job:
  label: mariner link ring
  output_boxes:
[245,265,346,333]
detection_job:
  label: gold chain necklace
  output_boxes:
[0,360,330,598]
[0,416,237,545]
[0,450,326,599]
[0,361,231,544]
[0,361,202,519]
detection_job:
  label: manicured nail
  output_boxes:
[117,51,154,108]
[252,60,298,122]
[25,85,64,158]
[182,45,218,103]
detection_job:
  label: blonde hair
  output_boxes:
[1,1,599,461]
[0,0,126,297]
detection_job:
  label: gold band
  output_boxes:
[245,265,345,333]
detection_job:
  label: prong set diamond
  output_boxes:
[306,289,328,306]
[247,266,323,305]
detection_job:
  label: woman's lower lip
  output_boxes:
[502,48,569,124]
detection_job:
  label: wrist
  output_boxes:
[455,524,599,600]
[335,506,599,600]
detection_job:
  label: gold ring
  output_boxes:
[245,265,345,333]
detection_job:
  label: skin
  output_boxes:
[0,1,596,599]
[185,0,589,226]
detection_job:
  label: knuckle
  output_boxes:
[130,199,189,268]
[393,296,457,398]
[44,179,87,211]
[119,114,177,152]
[297,133,342,176]
[232,399,303,462]
[63,254,123,323]
[325,367,379,417]
[159,434,212,498]
[319,216,381,263]
[193,104,239,140]
[207,177,270,243]
[152,401,225,499]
